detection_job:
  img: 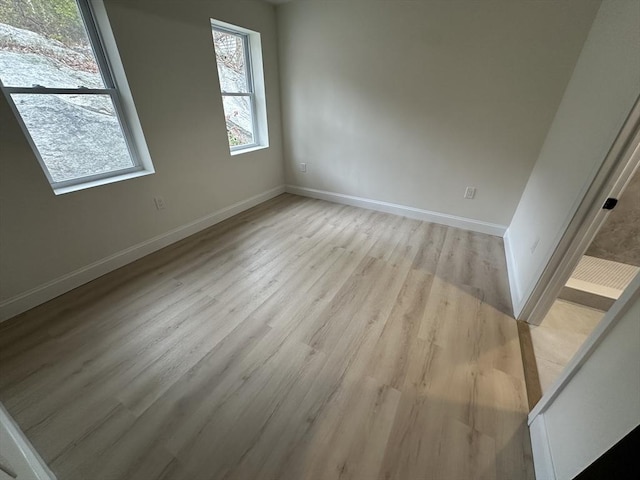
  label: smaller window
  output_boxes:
[211,19,268,153]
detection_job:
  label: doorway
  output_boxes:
[515,95,640,408]
[528,165,640,395]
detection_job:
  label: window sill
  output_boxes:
[230,144,268,156]
[53,168,154,195]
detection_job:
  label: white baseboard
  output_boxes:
[285,185,507,237]
[529,414,557,480]
[0,185,286,323]
[0,402,57,479]
[503,228,524,318]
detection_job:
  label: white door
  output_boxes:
[0,405,55,480]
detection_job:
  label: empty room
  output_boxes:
[0,0,638,479]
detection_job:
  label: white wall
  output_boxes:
[531,286,640,480]
[0,0,284,316]
[505,0,640,315]
[277,0,600,227]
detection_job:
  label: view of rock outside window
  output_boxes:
[0,0,134,184]
[212,28,256,149]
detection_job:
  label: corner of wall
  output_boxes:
[529,414,557,480]
[503,228,524,318]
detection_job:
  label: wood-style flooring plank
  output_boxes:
[0,193,534,480]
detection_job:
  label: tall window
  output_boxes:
[211,19,268,153]
[0,0,153,193]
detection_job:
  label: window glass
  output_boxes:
[212,30,249,93]
[11,93,133,182]
[212,23,260,151]
[0,0,105,88]
[0,0,147,190]
[222,95,254,147]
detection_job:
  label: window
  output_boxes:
[0,0,153,194]
[211,19,268,153]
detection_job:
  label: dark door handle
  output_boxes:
[602,198,618,210]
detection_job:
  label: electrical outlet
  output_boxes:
[299,163,307,172]
[154,196,166,210]
[530,237,540,254]
[464,187,476,199]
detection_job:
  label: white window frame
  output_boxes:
[0,0,154,195]
[210,19,269,155]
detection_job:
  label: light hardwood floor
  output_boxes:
[529,299,604,393]
[0,194,534,480]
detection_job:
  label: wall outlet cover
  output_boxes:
[464,187,476,199]
[154,197,166,210]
